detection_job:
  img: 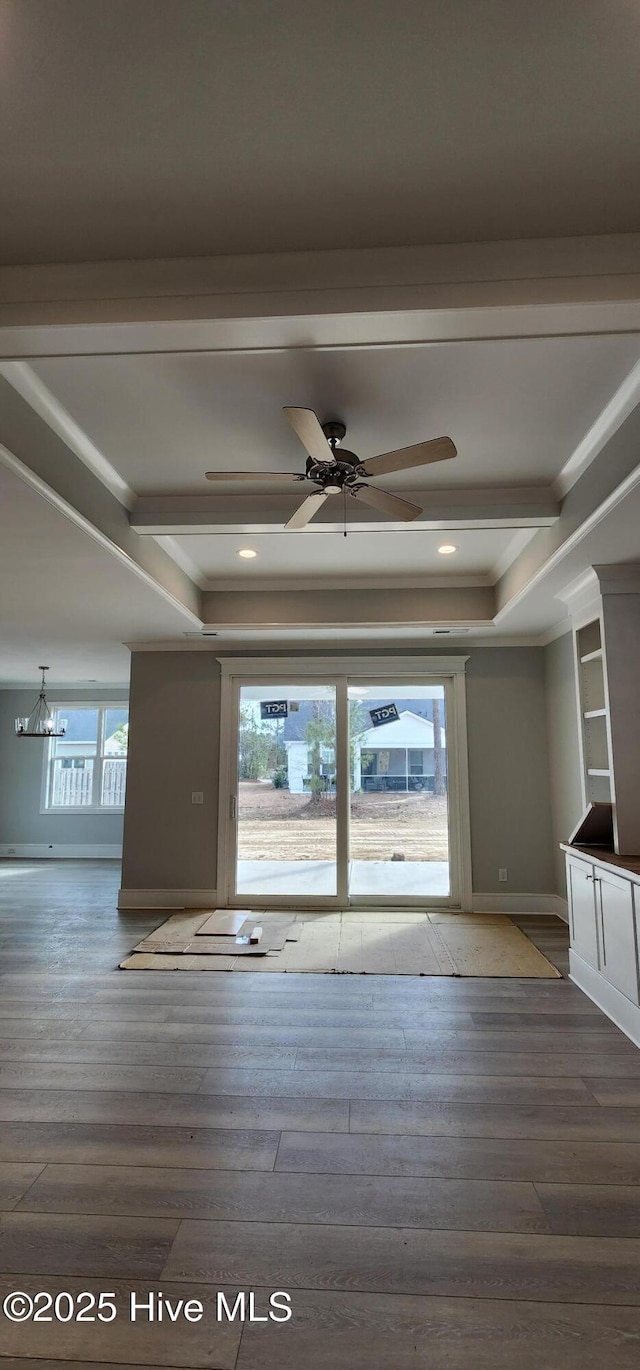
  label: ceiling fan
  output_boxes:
[205,407,457,530]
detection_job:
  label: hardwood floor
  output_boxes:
[0,861,639,1368]
[512,914,571,975]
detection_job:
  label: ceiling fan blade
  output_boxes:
[285,490,330,530]
[351,484,422,522]
[283,406,336,465]
[362,436,456,478]
[205,471,302,482]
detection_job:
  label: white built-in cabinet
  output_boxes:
[598,866,640,1005]
[566,852,600,966]
[563,845,640,1045]
[560,566,640,1044]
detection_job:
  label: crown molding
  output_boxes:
[593,562,640,595]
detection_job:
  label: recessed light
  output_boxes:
[237,548,257,559]
[438,543,458,555]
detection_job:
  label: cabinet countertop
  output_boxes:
[560,843,640,883]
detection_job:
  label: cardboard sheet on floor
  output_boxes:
[132,936,269,955]
[122,911,560,977]
[196,910,253,935]
[198,911,300,943]
[148,908,301,944]
[146,910,212,940]
[120,953,238,971]
[248,916,301,943]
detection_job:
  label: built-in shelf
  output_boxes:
[564,567,640,856]
[574,616,611,805]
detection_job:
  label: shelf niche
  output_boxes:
[560,565,640,855]
[575,617,611,804]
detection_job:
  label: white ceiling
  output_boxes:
[2,5,640,678]
[3,311,640,676]
[0,464,195,683]
[174,527,526,586]
[2,0,640,263]
[31,336,640,495]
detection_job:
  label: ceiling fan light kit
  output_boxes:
[205,407,457,532]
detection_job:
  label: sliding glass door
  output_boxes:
[234,682,339,899]
[223,664,464,908]
[347,681,450,899]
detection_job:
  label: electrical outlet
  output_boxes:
[191,791,204,805]
[498,867,508,882]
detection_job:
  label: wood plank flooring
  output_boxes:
[0,861,639,1369]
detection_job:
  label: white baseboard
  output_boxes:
[117,893,567,915]
[117,887,567,916]
[472,893,568,917]
[0,844,122,860]
[118,888,218,910]
[569,949,640,1048]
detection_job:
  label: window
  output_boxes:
[409,749,424,775]
[42,705,128,812]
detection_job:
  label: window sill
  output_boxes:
[40,807,125,817]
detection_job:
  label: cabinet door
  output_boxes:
[567,855,598,968]
[598,870,640,1004]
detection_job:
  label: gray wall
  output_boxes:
[0,687,128,850]
[544,632,584,897]
[466,647,555,895]
[122,653,220,890]
[121,647,556,898]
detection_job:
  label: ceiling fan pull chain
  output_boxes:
[343,487,348,538]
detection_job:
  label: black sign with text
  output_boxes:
[369,703,400,727]
[260,700,289,720]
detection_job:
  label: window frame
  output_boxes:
[40,702,129,815]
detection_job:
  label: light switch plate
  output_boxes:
[191,791,204,805]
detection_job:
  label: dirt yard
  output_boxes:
[237,781,449,861]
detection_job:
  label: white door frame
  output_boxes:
[217,655,472,911]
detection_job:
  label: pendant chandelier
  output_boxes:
[15,667,67,738]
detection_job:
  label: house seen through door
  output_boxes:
[230,678,453,906]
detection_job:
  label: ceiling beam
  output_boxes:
[130,488,560,536]
[495,402,640,622]
[200,585,495,631]
[1,234,640,357]
[0,377,202,626]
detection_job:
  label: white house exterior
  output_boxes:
[285,738,314,794]
[285,710,446,793]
